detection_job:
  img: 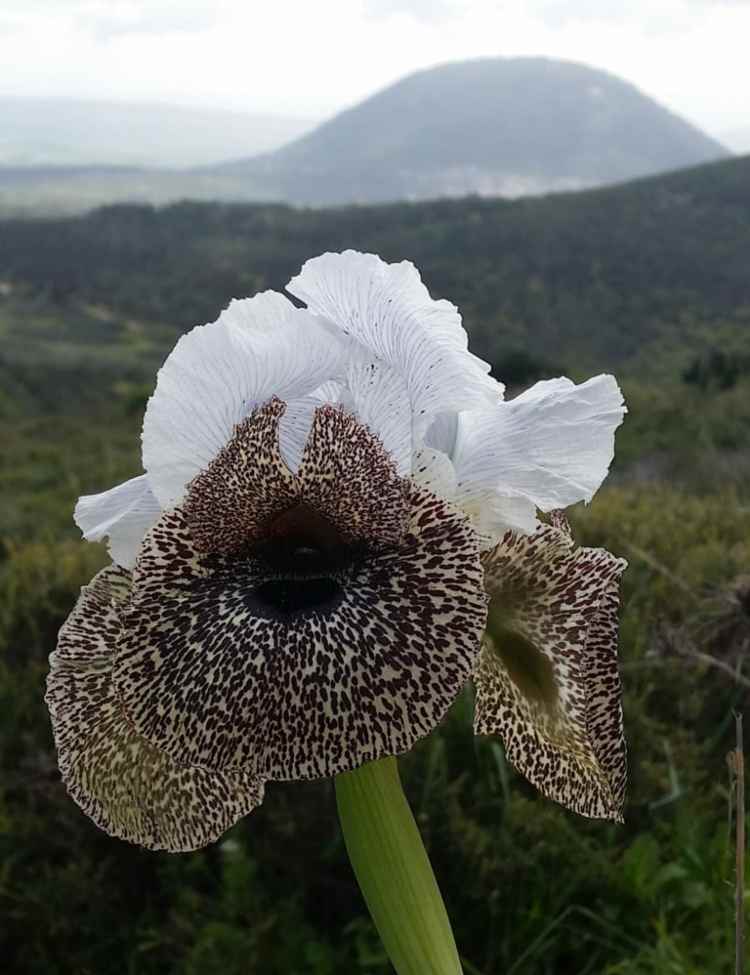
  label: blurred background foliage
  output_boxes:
[1,157,749,973]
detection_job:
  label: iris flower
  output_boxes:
[46,251,627,856]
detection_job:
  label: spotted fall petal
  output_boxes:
[74,474,162,569]
[287,251,501,443]
[142,290,347,507]
[46,566,265,851]
[473,523,627,820]
[450,375,626,541]
[114,401,488,781]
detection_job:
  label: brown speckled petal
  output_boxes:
[473,525,627,821]
[295,403,410,547]
[184,397,298,554]
[46,566,264,852]
[185,399,410,555]
[114,484,487,781]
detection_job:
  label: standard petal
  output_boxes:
[411,446,458,499]
[344,359,413,475]
[277,381,344,474]
[74,474,162,569]
[473,525,627,821]
[287,251,500,437]
[278,397,318,474]
[142,291,346,506]
[424,412,459,457]
[463,492,539,542]
[46,567,264,852]
[114,488,487,781]
[451,375,626,541]
[281,364,414,477]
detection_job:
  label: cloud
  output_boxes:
[362,0,458,22]
[530,0,635,27]
[87,2,227,39]
[0,0,748,133]
[2,1,227,38]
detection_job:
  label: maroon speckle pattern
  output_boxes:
[46,566,264,851]
[474,522,627,821]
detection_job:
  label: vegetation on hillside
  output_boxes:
[2,420,748,973]
[1,154,748,377]
[1,162,749,972]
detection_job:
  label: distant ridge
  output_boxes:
[0,96,314,168]
[214,56,729,204]
[0,58,728,214]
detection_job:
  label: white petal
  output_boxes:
[345,359,412,475]
[277,397,317,474]
[452,375,626,539]
[425,411,459,457]
[74,474,161,569]
[281,363,414,476]
[278,381,345,473]
[311,379,345,404]
[277,393,326,474]
[142,291,346,506]
[287,251,500,437]
[411,446,458,499]
[466,492,539,541]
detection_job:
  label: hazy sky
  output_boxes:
[1,0,748,136]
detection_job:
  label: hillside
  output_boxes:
[1,153,747,378]
[0,97,313,168]
[0,58,728,214]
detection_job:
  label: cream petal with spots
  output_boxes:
[473,523,627,821]
[46,566,265,852]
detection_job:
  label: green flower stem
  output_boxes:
[335,756,463,975]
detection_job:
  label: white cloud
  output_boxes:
[0,0,747,134]
[2,1,228,37]
[89,5,225,39]
[362,0,458,21]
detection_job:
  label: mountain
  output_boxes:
[214,57,729,204]
[0,96,314,168]
[0,59,728,215]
